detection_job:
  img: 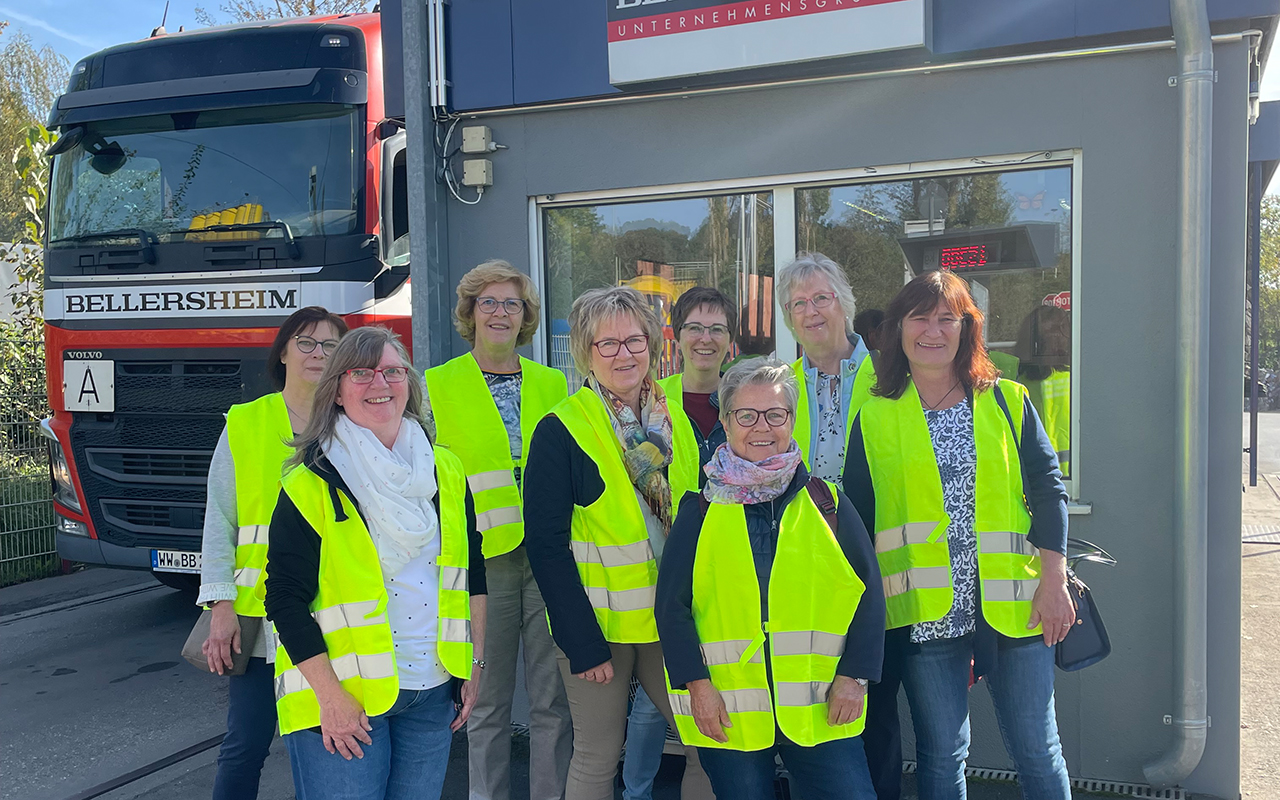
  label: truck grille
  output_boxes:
[67,351,272,554]
[85,449,212,484]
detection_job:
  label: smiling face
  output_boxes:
[901,301,963,373]
[726,382,794,462]
[677,305,731,375]
[473,280,525,352]
[589,312,649,399]
[281,320,341,389]
[336,343,410,444]
[788,273,848,354]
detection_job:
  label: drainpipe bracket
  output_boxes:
[1162,715,1211,728]
[1168,70,1217,87]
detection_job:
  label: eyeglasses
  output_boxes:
[680,322,731,340]
[787,293,836,314]
[592,335,649,358]
[731,407,792,428]
[476,296,525,315]
[345,367,409,384]
[294,335,339,355]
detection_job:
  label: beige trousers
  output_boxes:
[557,641,716,800]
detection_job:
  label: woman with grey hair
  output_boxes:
[655,358,884,800]
[524,286,714,800]
[776,252,877,483]
[264,326,487,800]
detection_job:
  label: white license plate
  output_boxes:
[63,360,115,413]
[151,550,202,573]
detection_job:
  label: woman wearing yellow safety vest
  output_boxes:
[264,327,487,800]
[624,286,735,800]
[843,271,1076,800]
[197,305,346,800]
[524,287,714,800]
[776,252,877,484]
[424,260,572,800]
[655,358,885,800]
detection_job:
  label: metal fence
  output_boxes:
[0,336,58,587]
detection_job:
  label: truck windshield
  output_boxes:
[48,104,361,245]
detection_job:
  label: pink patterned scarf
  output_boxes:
[702,442,803,505]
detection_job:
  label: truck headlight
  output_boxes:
[48,439,82,514]
[57,515,88,537]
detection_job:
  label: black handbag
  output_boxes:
[1056,539,1115,671]
[992,383,1114,671]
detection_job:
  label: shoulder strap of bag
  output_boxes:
[805,476,839,535]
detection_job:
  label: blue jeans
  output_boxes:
[698,734,877,800]
[901,636,1071,800]
[213,656,277,800]
[285,682,456,800]
[622,685,669,800]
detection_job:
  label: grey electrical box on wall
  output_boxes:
[462,159,493,187]
[461,126,493,154]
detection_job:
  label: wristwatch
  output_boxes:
[472,658,486,670]
[854,678,869,687]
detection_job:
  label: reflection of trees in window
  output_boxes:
[167,143,206,224]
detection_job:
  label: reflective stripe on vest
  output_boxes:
[225,393,293,617]
[666,487,867,751]
[658,373,702,506]
[860,379,1041,638]
[552,388,659,643]
[792,355,876,470]
[272,448,473,735]
[425,354,568,558]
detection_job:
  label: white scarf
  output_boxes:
[322,415,439,579]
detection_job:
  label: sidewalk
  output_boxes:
[1241,475,1280,798]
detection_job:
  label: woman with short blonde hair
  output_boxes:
[425,260,572,800]
[524,286,713,800]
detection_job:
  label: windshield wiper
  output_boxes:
[49,228,156,264]
[188,220,301,260]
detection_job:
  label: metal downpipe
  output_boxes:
[1144,0,1213,789]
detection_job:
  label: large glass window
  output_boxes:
[48,104,362,246]
[796,166,1074,477]
[543,193,775,382]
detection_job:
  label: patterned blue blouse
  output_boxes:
[911,400,979,644]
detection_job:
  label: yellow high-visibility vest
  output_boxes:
[657,372,704,508]
[272,448,473,735]
[551,388,659,643]
[224,392,293,617]
[666,482,867,750]
[1024,369,1070,476]
[793,355,877,469]
[859,379,1042,638]
[425,354,568,558]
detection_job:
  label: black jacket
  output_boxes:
[656,464,887,690]
[264,447,486,667]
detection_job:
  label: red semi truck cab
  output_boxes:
[40,13,410,590]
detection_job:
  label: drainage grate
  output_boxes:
[901,761,1185,799]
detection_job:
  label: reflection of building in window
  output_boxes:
[1013,304,1071,477]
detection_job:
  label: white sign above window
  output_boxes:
[607,0,930,85]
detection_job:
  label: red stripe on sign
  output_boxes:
[608,0,909,42]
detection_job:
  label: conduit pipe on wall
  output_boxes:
[1144,0,1213,789]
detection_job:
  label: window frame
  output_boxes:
[531,148,1085,504]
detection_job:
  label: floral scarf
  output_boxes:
[703,441,803,505]
[589,375,675,531]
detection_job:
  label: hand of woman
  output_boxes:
[688,679,732,743]
[826,675,867,727]
[451,668,482,732]
[1028,550,1076,647]
[573,659,614,684]
[201,600,240,675]
[318,688,374,760]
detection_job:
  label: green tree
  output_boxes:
[0,24,69,243]
[1256,196,1280,377]
[195,0,370,25]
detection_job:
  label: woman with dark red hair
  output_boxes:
[843,271,1075,800]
